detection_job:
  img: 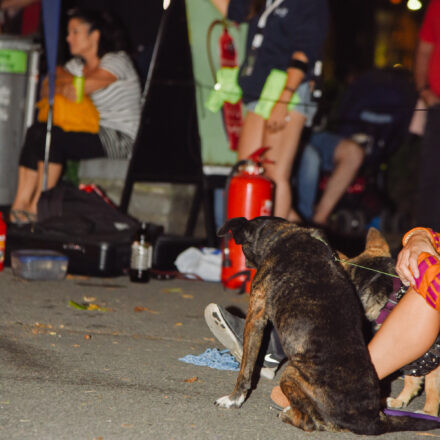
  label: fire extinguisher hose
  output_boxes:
[206,19,225,81]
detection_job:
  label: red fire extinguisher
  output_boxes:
[219,27,242,151]
[221,147,274,293]
[0,212,6,271]
[207,21,243,151]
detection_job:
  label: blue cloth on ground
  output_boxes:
[179,348,240,371]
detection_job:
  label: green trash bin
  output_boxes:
[0,35,40,205]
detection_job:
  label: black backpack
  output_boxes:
[36,183,140,237]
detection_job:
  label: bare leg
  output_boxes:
[313,139,364,225]
[28,161,63,214]
[368,288,440,380]
[237,111,265,160]
[10,166,38,214]
[263,110,306,220]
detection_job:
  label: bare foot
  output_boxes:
[271,385,289,409]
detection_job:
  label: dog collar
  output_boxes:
[375,279,407,326]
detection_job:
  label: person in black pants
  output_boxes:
[9,8,141,224]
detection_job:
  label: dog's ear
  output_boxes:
[337,251,350,269]
[365,227,391,256]
[217,217,248,241]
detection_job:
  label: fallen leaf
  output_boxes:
[175,322,183,327]
[72,344,80,348]
[133,306,159,314]
[84,334,92,340]
[203,337,215,342]
[162,287,183,294]
[83,296,96,302]
[66,274,90,280]
[68,300,112,312]
[184,376,198,383]
[181,294,194,299]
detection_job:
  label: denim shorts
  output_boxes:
[308,131,343,172]
[245,82,318,127]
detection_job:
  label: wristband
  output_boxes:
[288,59,309,74]
[284,86,296,93]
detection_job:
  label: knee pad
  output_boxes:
[415,252,440,311]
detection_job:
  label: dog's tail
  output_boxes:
[375,411,440,434]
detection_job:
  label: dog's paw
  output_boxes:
[214,394,245,408]
[386,397,407,409]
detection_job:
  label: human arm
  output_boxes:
[210,0,230,17]
[396,227,440,286]
[414,40,440,107]
[40,65,117,102]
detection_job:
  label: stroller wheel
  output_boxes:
[352,210,366,235]
[330,209,365,235]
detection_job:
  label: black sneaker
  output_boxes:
[204,303,281,379]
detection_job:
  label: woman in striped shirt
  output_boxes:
[9,8,141,224]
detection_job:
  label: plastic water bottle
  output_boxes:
[129,222,152,283]
[0,212,6,272]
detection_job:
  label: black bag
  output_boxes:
[6,183,141,277]
[37,183,139,235]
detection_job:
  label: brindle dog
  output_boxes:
[342,227,440,417]
[216,217,440,434]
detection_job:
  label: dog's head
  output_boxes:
[217,216,292,268]
[339,227,395,322]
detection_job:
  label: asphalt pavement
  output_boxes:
[1,267,439,440]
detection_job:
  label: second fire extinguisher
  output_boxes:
[221,147,274,293]
[207,21,243,151]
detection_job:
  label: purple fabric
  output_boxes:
[384,408,440,422]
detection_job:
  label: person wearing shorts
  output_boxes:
[296,130,364,225]
[209,0,329,221]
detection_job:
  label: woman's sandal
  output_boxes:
[9,209,37,225]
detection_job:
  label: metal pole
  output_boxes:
[42,103,53,191]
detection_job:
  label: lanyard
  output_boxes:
[243,0,285,77]
[251,0,285,49]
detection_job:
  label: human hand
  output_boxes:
[396,230,438,286]
[0,0,39,12]
[55,81,77,101]
[266,101,289,133]
[54,68,76,101]
[420,89,440,107]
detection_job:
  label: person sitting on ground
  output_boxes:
[9,8,141,224]
[295,130,364,226]
[204,226,440,406]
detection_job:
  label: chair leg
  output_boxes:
[185,183,203,237]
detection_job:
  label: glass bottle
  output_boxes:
[129,222,152,283]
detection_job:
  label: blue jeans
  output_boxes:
[296,131,342,220]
